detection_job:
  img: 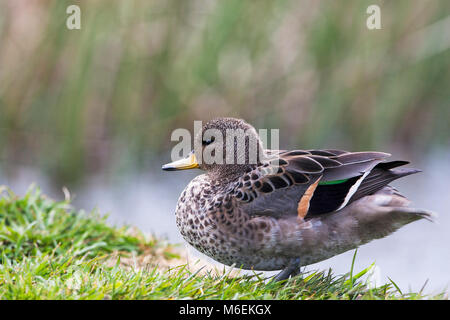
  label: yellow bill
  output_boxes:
[162,151,199,171]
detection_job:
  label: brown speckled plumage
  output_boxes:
[165,118,435,274]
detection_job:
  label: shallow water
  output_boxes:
[2,149,449,295]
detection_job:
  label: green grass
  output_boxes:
[0,186,446,300]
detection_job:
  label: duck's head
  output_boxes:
[162,117,265,179]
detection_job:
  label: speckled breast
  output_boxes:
[174,174,290,270]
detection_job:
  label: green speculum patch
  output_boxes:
[318,179,349,185]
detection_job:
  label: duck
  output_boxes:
[162,117,434,281]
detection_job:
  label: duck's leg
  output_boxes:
[273,257,301,282]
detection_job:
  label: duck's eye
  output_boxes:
[202,136,215,146]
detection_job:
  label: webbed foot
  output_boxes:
[273,257,301,282]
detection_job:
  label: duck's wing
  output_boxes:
[236,149,393,219]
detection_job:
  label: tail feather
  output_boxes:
[291,186,436,266]
[349,161,421,203]
[391,206,437,222]
[345,186,437,240]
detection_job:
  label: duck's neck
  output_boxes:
[207,163,256,181]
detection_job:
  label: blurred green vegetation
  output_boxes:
[0,0,449,184]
